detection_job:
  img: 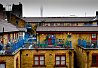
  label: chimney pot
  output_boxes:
[96,11,98,18]
[96,11,98,15]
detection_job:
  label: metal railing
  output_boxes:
[0,39,24,55]
[9,39,24,52]
[0,33,31,55]
[78,39,98,48]
[33,40,72,48]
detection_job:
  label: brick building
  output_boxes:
[1,3,98,68]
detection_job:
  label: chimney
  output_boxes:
[40,5,43,17]
[96,11,98,25]
[96,11,98,18]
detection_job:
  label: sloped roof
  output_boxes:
[22,17,95,22]
[17,28,27,32]
[36,26,98,32]
[0,20,19,33]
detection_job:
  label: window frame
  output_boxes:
[33,55,45,66]
[92,34,96,38]
[55,55,66,67]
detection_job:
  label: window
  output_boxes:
[92,53,98,67]
[55,23,60,26]
[50,23,54,26]
[55,55,66,66]
[67,23,71,26]
[42,23,45,26]
[13,33,14,40]
[8,34,10,40]
[19,32,23,36]
[44,23,49,26]
[92,55,96,64]
[34,55,45,66]
[17,33,18,39]
[92,34,96,38]
[71,23,75,26]
[0,63,5,68]
[60,23,64,26]
[19,32,23,39]
[55,23,58,26]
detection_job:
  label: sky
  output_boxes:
[0,0,98,17]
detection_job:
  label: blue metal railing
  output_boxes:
[9,39,24,53]
[0,43,3,50]
[78,39,98,48]
[0,33,36,54]
[35,40,72,48]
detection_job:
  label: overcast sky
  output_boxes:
[0,0,98,17]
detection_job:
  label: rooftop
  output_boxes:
[0,20,19,33]
[37,26,98,32]
[17,28,27,32]
[22,17,95,22]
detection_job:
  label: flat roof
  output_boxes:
[36,26,98,32]
[22,17,95,22]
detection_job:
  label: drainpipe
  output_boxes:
[69,51,72,68]
[2,27,4,44]
[86,51,89,68]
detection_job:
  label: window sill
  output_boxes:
[54,65,67,67]
[32,65,46,67]
[91,64,98,67]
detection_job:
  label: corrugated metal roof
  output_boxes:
[36,26,98,31]
[22,17,95,22]
[0,20,19,33]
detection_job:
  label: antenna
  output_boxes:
[85,12,86,17]
[40,5,43,17]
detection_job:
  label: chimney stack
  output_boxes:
[96,11,98,25]
[96,11,98,18]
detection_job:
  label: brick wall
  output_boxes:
[20,49,74,68]
[14,51,21,68]
[0,55,14,68]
